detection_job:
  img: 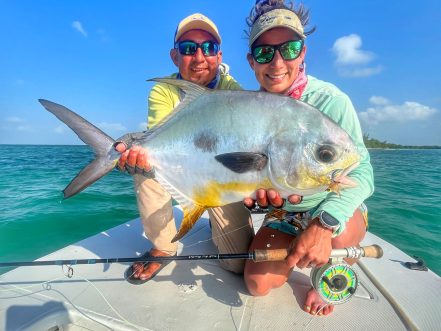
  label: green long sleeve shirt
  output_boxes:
[283,75,374,235]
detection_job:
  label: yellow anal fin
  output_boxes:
[171,204,207,243]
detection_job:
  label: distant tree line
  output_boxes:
[363,134,441,149]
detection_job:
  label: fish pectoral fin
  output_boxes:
[172,204,207,243]
[215,152,268,173]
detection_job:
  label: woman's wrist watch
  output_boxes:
[317,211,341,233]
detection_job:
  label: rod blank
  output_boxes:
[0,245,383,268]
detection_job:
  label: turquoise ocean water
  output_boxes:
[1,145,440,276]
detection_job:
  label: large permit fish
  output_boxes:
[39,78,360,242]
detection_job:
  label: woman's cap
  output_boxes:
[174,13,222,44]
[249,8,305,47]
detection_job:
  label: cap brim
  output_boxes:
[249,25,305,47]
[175,21,221,44]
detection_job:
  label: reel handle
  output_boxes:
[253,244,383,262]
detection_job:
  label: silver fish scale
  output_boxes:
[139,89,358,204]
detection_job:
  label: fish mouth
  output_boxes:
[329,161,360,188]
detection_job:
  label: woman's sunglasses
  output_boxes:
[251,40,304,64]
[175,40,220,57]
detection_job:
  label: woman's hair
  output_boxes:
[245,0,316,37]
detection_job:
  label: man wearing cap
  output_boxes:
[118,13,254,284]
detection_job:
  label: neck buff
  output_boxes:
[176,70,219,89]
[260,62,308,100]
[284,62,308,100]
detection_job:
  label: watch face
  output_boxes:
[321,211,340,227]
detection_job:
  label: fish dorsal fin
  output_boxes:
[215,152,268,173]
[148,77,208,96]
[154,172,207,243]
[145,78,208,138]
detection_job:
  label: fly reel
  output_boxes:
[309,245,383,304]
[310,262,358,304]
[253,244,383,305]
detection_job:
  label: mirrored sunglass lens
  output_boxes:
[280,41,302,60]
[179,42,197,55]
[253,46,275,64]
[201,41,219,56]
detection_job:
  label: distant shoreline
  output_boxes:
[1,143,441,150]
[363,135,441,149]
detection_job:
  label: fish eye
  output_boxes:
[316,145,336,163]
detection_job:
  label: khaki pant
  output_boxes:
[134,175,254,273]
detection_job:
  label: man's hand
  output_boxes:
[114,143,153,176]
[286,218,333,269]
[243,188,302,212]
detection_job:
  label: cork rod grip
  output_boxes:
[253,249,289,262]
[253,244,383,262]
[362,244,383,258]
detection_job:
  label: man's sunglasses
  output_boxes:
[175,40,220,57]
[251,40,304,64]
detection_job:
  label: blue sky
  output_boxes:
[1,0,440,145]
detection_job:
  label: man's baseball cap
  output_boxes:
[174,13,222,44]
[249,8,306,47]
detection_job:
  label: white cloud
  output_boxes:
[333,34,374,65]
[332,34,382,77]
[3,116,33,132]
[5,116,24,123]
[72,21,88,37]
[359,97,437,125]
[17,125,32,132]
[97,122,127,132]
[338,65,383,78]
[369,96,390,106]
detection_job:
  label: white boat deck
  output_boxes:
[1,207,440,330]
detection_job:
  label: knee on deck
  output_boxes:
[245,277,271,296]
[245,273,285,296]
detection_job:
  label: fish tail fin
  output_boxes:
[39,99,120,199]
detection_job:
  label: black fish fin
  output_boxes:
[63,157,116,199]
[39,99,119,199]
[215,152,268,173]
[39,99,115,155]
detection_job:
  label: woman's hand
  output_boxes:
[114,143,153,176]
[243,188,302,212]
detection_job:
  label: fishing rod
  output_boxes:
[0,245,383,305]
[0,245,382,268]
